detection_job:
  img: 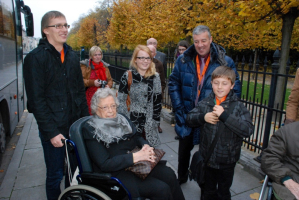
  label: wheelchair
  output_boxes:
[58,116,133,200]
[258,175,273,200]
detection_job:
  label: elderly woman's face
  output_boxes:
[91,50,102,64]
[96,96,117,118]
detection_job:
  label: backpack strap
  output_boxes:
[127,70,132,91]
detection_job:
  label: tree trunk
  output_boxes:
[274,8,298,115]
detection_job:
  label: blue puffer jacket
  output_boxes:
[168,42,241,141]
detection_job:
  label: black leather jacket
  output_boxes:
[24,39,89,141]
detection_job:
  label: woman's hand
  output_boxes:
[133,145,156,163]
[94,79,101,87]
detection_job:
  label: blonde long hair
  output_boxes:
[130,45,156,78]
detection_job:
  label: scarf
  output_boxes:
[90,60,107,81]
[87,114,132,148]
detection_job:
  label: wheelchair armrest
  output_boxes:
[81,172,111,180]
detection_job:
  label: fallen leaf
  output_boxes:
[0,169,4,173]
[17,132,21,136]
[171,124,175,127]
[249,192,260,200]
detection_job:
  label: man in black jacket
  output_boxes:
[23,11,89,200]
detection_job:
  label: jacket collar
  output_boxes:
[38,38,71,55]
[207,89,238,105]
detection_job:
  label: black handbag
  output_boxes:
[189,101,237,187]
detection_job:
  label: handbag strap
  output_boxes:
[127,70,132,92]
[204,100,237,163]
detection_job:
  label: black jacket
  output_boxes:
[24,39,89,141]
[186,91,253,168]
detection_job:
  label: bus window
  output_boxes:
[2,0,14,38]
[0,2,3,35]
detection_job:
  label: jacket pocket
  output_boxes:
[48,99,67,127]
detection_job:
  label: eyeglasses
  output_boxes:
[148,42,157,45]
[178,48,187,52]
[137,57,152,61]
[47,23,70,29]
[94,53,102,56]
[97,104,117,111]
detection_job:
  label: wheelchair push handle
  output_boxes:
[61,139,66,144]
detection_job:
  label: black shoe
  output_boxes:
[177,178,188,185]
[175,136,180,140]
[158,126,163,133]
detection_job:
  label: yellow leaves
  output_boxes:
[249,192,260,200]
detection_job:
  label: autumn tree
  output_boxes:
[67,0,111,50]
[106,0,198,50]
[230,0,299,110]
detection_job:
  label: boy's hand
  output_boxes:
[213,105,224,117]
[204,112,219,124]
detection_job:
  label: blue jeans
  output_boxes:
[40,133,65,200]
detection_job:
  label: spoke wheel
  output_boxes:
[0,113,6,153]
[59,184,112,200]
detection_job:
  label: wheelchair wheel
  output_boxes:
[59,184,112,200]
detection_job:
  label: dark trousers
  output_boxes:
[178,133,194,181]
[117,163,185,200]
[201,164,236,200]
[40,134,66,200]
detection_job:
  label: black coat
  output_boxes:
[24,39,89,141]
[186,91,253,168]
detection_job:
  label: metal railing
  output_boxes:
[82,50,296,153]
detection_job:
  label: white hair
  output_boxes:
[90,88,119,115]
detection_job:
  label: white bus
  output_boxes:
[0,0,33,153]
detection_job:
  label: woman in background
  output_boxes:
[80,46,113,114]
[117,45,162,147]
[174,40,190,63]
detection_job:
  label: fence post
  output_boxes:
[263,49,280,148]
[255,49,280,163]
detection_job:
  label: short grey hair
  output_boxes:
[90,88,119,115]
[193,25,211,38]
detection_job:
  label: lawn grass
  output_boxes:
[241,80,291,110]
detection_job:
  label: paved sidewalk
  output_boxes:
[0,112,264,200]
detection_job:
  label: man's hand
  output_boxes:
[283,179,299,199]
[204,112,219,124]
[213,105,225,117]
[50,134,65,147]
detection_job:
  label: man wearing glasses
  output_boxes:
[23,11,89,200]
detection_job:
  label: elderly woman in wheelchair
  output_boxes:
[77,87,185,200]
[261,122,299,200]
